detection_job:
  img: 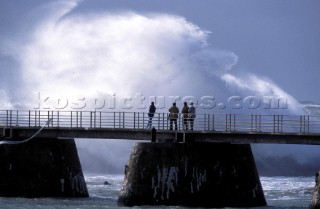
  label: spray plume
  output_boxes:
[0,0,314,175]
[0,0,300,115]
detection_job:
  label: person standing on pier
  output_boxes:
[147,102,156,129]
[168,103,179,130]
[181,102,189,130]
[188,102,196,130]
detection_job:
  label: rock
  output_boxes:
[118,142,266,207]
[310,171,320,209]
[104,181,111,185]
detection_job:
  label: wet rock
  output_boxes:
[104,181,111,185]
[310,171,320,209]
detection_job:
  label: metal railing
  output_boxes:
[1,110,320,134]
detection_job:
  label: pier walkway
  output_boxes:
[1,110,320,145]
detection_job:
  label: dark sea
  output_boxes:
[0,174,314,209]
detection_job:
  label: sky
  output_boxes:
[1,0,320,175]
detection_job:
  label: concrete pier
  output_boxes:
[310,172,320,209]
[0,138,88,197]
[118,142,266,207]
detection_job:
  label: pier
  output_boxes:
[1,110,320,207]
[1,110,320,144]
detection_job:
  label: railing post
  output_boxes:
[273,115,276,133]
[10,110,12,127]
[79,111,83,128]
[203,114,207,131]
[207,114,210,131]
[5,110,8,126]
[77,111,79,127]
[36,111,38,126]
[280,115,283,133]
[212,114,215,131]
[255,114,258,132]
[251,115,254,132]
[225,114,232,132]
[230,114,232,132]
[133,112,136,129]
[117,112,120,128]
[47,111,50,127]
[275,115,278,133]
[307,115,310,133]
[34,110,37,127]
[38,110,41,126]
[123,112,125,128]
[162,113,165,130]
[80,111,82,128]
[225,114,228,132]
[71,111,73,128]
[51,111,54,127]
[251,114,259,132]
[227,114,230,132]
[142,112,145,129]
[233,114,236,132]
[7,110,9,127]
[28,111,31,127]
[299,115,302,133]
[57,111,60,127]
[277,115,280,133]
[5,110,7,126]
[258,115,261,132]
[16,110,18,126]
[76,111,78,128]
[90,112,92,128]
[166,113,169,130]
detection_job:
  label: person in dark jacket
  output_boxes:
[188,102,196,130]
[147,102,156,129]
[168,103,179,130]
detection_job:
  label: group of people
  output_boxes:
[146,101,196,130]
[168,102,196,130]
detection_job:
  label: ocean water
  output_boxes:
[0,174,315,209]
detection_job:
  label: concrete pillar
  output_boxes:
[118,142,266,207]
[0,138,88,197]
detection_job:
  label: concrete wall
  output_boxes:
[0,138,88,197]
[118,142,266,207]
